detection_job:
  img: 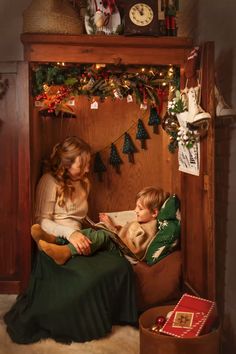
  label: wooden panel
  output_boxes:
[0,63,31,293]
[182,42,216,300]
[16,62,32,292]
[21,34,193,65]
[0,73,19,292]
[31,97,180,222]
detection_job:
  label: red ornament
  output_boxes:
[155,315,166,329]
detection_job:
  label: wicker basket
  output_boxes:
[23,0,83,35]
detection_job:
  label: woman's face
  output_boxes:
[68,152,91,180]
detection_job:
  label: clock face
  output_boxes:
[129,3,154,27]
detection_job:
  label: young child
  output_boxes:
[31,187,170,265]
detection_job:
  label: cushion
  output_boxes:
[144,195,181,265]
[133,250,182,311]
[157,194,180,221]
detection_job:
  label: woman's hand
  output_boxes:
[69,231,92,255]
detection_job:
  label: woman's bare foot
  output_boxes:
[31,224,57,246]
[39,240,71,265]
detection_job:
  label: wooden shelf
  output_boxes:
[21,33,193,65]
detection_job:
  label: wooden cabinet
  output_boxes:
[0,34,216,301]
[0,63,31,293]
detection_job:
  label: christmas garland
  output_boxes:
[93,108,160,180]
[32,63,179,115]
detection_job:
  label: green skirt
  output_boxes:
[4,250,138,344]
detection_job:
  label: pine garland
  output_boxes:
[32,63,179,114]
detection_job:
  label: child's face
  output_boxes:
[134,198,158,223]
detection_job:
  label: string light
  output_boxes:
[95,63,106,70]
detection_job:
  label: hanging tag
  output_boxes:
[113,89,123,99]
[127,94,133,103]
[68,99,75,106]
[91,100,98,109]
[34,100,44,107]
[140,103,147,110]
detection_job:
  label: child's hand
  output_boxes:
[99,213,115,229]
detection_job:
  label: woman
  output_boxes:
[34,136,92,255]
[4,136,137,344]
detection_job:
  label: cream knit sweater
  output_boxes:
[35,173,89,240]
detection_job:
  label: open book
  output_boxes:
[101,210,136,227]
[85,210,136,229]
[84,210,138,260]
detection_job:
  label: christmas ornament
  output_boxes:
[109,143,122,173]
[155,315,166,329]
[166,310,173,320]
[93,152,107,181]
[161,111,179,135]
[148,106,160,134]
[122,132,137,163]
[136,119,149,149]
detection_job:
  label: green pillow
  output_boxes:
[157,194,180,222]
[145,195,181,266]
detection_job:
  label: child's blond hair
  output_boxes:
[136,187,169,212]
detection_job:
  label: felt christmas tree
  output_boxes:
[93,152,107,181]
[122,132,137,163]
[109,143,122,173]
[136,119,149,149]
[148,106,161,134]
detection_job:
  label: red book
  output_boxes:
[160,293,217,338]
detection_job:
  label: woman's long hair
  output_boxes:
[45,136,91,207]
